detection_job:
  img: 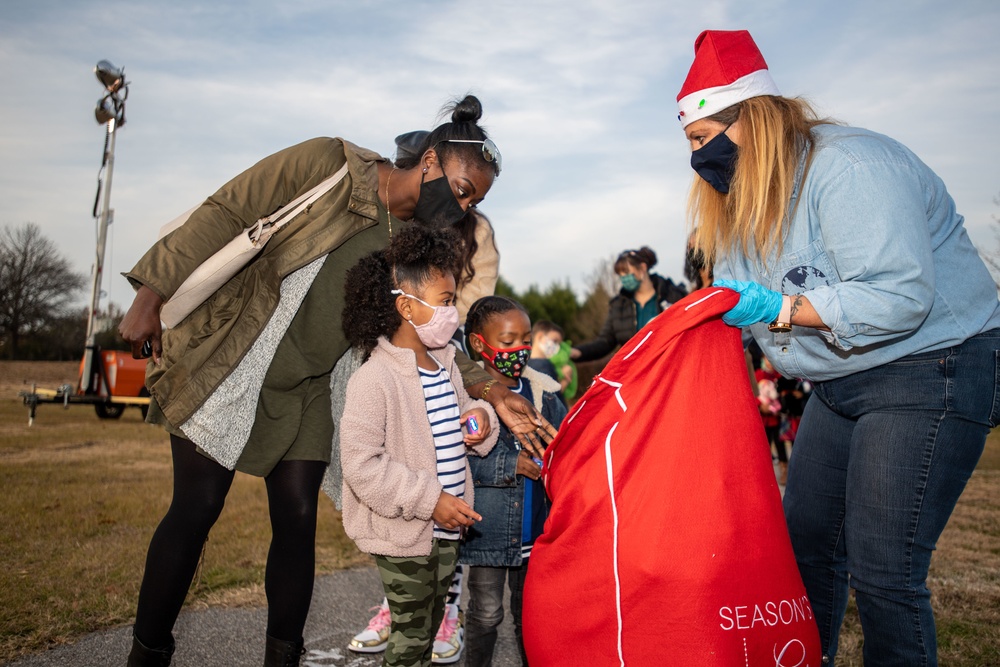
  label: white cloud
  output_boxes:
[1,0,998,312]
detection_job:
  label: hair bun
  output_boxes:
[636,246,658,269]
[450,95,483,124]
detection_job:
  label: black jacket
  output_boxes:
[574,273,687,362]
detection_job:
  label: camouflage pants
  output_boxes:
[375,538,459,667]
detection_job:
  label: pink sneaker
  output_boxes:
[431,603,464,664]
[348,602,391,653]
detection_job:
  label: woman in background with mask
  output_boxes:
[678,29,1000,667]
[570,246,687,362]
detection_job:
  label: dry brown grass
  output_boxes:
[1,361,81,394]
[0,361,368,663]
[1,362,998,665]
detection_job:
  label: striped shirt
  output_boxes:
[420,357,467,541]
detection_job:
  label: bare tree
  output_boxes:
[0,222,85,359]
[571,256,617,343]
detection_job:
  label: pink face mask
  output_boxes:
[392,290,460,349]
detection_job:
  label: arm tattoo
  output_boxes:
[789,295,805,322]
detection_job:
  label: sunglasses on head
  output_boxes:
[440,138,502,176]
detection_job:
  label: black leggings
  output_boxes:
[764,424,787,463]
[133,435,326,647]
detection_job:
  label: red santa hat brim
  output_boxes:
[676,30,780,128]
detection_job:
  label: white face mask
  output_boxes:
[392,290,460,349]
[540,338,560,358]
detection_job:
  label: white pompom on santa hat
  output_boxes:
[676,30,781,128]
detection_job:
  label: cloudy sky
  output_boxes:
[1,0,998,309]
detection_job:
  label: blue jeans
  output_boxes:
[784,329,1000,666]
[464,563,529,666]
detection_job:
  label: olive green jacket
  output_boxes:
[127,137,389,427]
[127,136,490,429]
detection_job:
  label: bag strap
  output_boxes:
[251,161,351,245]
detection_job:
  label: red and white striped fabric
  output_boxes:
[523,288,821,666]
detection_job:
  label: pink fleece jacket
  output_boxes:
[340,337,499,557]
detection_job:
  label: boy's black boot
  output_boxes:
[263,634,305,667]
[126,632,174,667]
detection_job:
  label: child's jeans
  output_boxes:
[464,562,530,667]
[375,538,459,667]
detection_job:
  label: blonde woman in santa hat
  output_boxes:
[677,29,1000,667]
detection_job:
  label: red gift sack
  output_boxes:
[523,288,821,666]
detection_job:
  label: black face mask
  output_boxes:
[412,166,465,228]
[690,127,738,194]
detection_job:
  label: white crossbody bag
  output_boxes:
[156,162,350,329]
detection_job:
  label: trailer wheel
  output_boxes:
[95,402,126,420]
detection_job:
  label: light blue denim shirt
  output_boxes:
[715,124,1000,382]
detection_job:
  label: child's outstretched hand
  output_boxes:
[461,407,491,446]
[515,449,542,481]
[433,492,481,530]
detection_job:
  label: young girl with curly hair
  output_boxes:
[340,225,499,667]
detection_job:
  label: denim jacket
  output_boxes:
[459,367,568,567]
[716,124,1000,382]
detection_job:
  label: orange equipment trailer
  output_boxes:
[21,351,150,424]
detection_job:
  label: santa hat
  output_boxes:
[676,30,780,128]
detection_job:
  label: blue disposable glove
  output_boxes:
[713,279,783,327]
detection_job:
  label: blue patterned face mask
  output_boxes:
[690,125,737,194]
[475,334,531,378]
[620,273,641,292]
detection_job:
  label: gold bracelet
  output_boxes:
[480,379,497,400]
[768,295,793,333]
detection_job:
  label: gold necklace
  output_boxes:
[384,166,397,238]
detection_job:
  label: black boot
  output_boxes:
[263,635,305,667]
[127,632,174,667]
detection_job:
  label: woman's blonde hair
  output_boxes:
[688,96,833,266]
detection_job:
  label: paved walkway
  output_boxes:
[7,566,519,667]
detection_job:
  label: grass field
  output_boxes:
[0,362,368,663]
[1,361,998,664]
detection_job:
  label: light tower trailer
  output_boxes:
[19,60,150,425]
